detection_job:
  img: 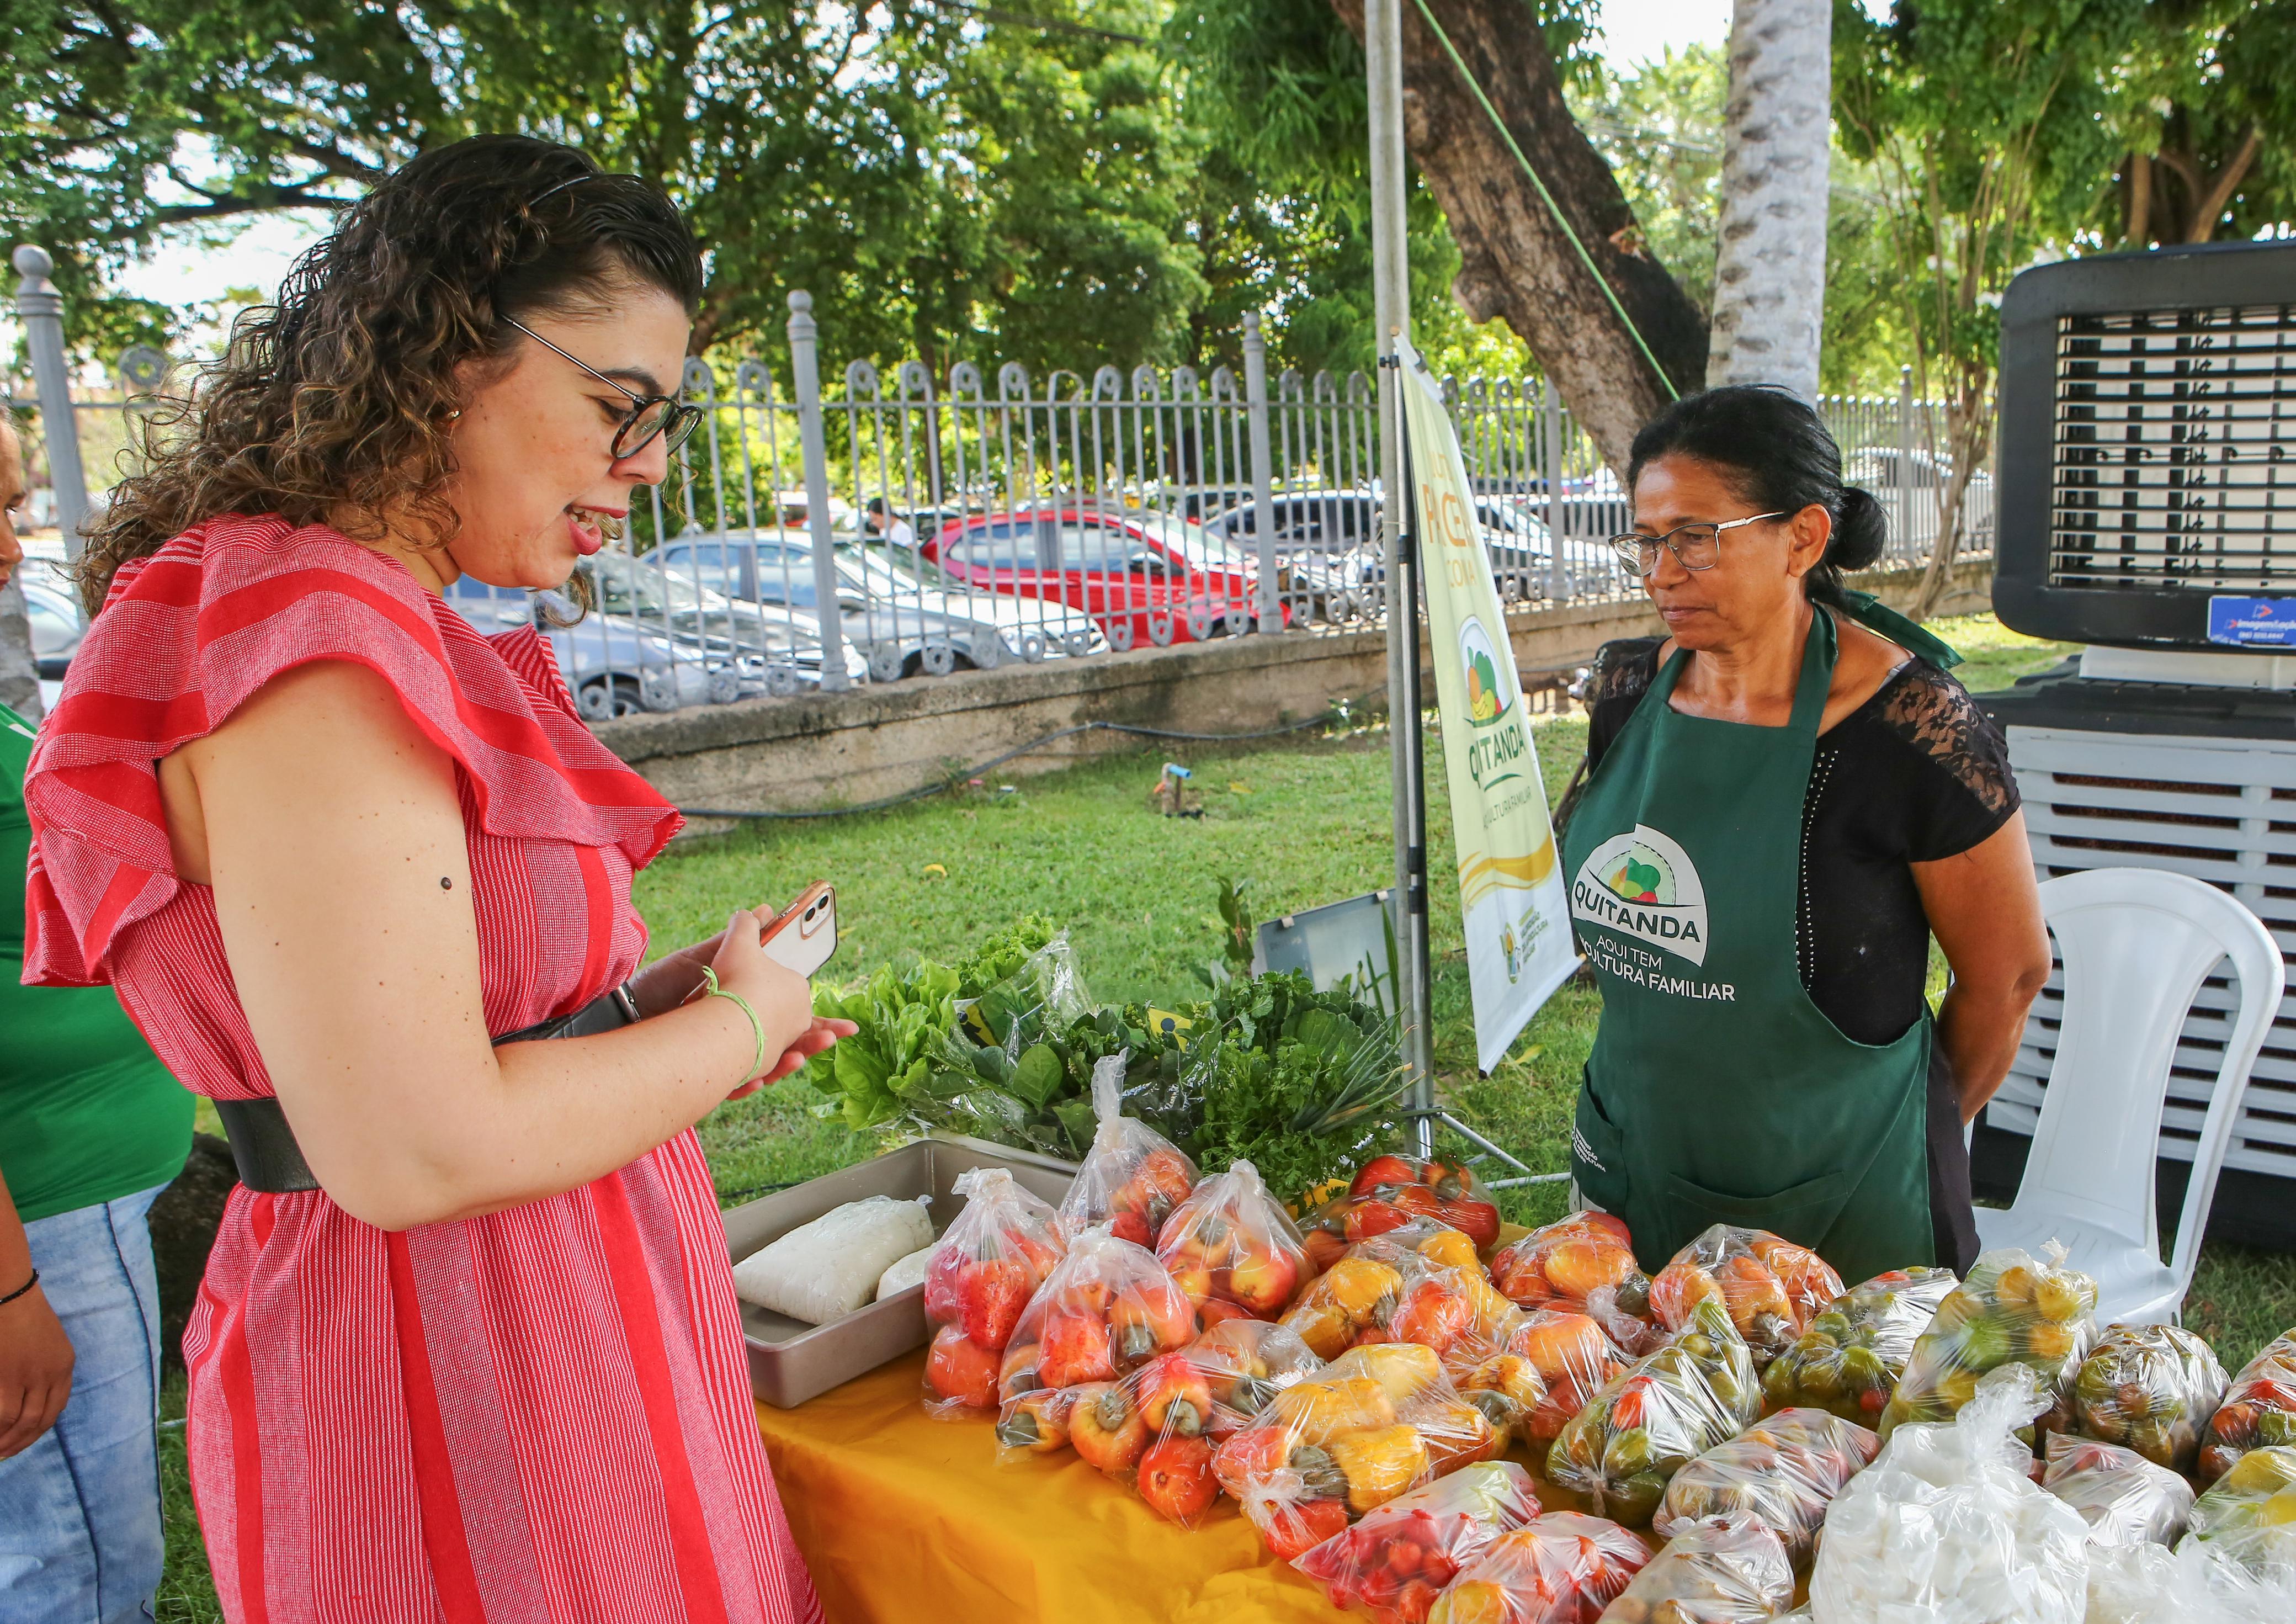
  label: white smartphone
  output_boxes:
[760,883,838,979]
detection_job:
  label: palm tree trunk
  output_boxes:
[1707,0,1833,401]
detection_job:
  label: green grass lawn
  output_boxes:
[152,612,2294,1619]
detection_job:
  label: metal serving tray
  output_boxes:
[724,1135,1077,1409]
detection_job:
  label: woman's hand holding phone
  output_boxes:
[704,907,854,1100]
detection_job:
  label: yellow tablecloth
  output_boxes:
[755,1351,1343,1624]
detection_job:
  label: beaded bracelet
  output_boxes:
[698,965,767,1082]
[0,1268,38,1307]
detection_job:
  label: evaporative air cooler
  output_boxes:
[1978,238,2296,1249]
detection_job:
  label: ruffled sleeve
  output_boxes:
[22,513,681,986]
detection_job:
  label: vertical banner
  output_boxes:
[1396,339,1578,1071]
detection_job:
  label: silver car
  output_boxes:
[20,568,85,713]
[574,551,871,688]
[1847,449,1997,556]
[439,574,734,718]
[652,529,1106,680]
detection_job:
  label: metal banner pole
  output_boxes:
[1366,0,1434,1155]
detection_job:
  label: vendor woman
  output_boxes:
[1560,385,2052,1286]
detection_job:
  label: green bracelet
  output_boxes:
[698,965,767,1081]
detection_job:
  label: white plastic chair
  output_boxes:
[1974,866,2282,1326]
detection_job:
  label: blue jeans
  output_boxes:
[0,1185,167,1624]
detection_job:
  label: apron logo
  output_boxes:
[1571,825,1710,967]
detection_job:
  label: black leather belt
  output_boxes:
[214,981,642,1195]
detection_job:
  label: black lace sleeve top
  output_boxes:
[1576,631,2022,1276]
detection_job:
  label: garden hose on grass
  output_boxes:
[673,695,1392,822]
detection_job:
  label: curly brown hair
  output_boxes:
[79,135,703,616]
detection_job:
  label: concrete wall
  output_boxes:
[598,558,1996,820]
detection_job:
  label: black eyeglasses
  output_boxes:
[502,316,703,463]
[1607,512,1788,577]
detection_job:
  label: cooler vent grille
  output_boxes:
[2049,304,2296,591]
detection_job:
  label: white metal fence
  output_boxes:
[9,251,1994,723]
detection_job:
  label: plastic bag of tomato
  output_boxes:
[1652,1408,1877,1565]
[1291,1461,1545,1624]
[2040,1434,2195,1548]
[1425,1510,1652,1624]
[1222,1344,1504,1557]
[1649,1225,1842,1372]
[1299,1154,1503,1272]
[1546,1298,1761,1528]
[1154,1156,1313,1325]
[2070,1323,2228,1477]
[992,1223,1195,1457]
[1760,1266,1956,1426]
[2202,1329,2296,1484]
[921,1167,1068,1417]
[1879,1244,2097,1447]
[1595,1511,1793,1623]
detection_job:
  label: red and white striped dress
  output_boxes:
[21,514,821,1624]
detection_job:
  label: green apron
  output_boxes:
[1560,609,1934,1288]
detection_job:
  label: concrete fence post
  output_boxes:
[1242,312,1279,631]
[13,246,89,559]
[1898,364,1916,562]
[787,291,849,691]
[1541,377,1572,602]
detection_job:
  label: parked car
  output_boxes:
[651,530,1106,678]
[22,570,84,678]
[1200,490,1379,557]
[924,505,1285,649]
[20,569,84,712]
[1329,500,1577,606]
[576,550,871,686]
[439,574,733,717]
[1846,448,1997,554]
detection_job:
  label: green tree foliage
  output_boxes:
[1834,0,2145,613]
[0,0,1218,377]
[2099,1,2296,247]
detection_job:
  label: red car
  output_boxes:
[924,506,1289,649]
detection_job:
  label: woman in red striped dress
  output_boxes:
[20,137,848,1622]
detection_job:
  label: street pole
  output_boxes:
[1367,0,1436,1152]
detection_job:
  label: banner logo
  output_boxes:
[1460,617,1512,726]
[1571,825,1709,966]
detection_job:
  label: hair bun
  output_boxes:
[1830,486,1888,572]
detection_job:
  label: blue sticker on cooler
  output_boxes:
[2208,597,2296,648]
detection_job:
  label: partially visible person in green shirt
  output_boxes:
[1,416,194,1624]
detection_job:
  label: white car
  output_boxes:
[1846,449,1997,556]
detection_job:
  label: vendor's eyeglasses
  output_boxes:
[1607,512,1788,576]
[502,315,702,463]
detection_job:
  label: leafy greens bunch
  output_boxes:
[1181,972,1410,1207]
[810,960,961,1131]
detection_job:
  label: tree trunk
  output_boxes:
[1708,0,1832,401]
[2182,123,2261,243]
[0,580,41,720]
[1912,375,1991,620]
[1328,0,1709,471]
